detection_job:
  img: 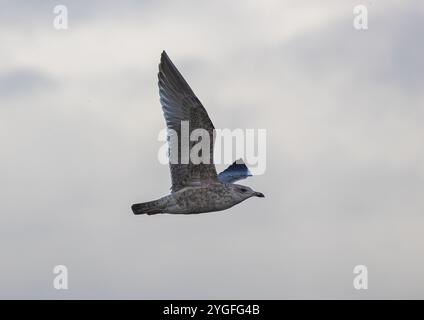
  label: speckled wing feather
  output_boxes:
[158,51,218,192]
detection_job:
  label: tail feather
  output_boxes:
[131,200,163,215]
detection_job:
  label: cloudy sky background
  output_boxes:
[0,0,423,298]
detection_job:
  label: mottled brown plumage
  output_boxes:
[132,51,264,215]
[158,51,217,192]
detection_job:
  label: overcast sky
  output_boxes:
[0,0,423,299]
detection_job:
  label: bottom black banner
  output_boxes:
[1,300,421,318]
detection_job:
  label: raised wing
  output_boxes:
[158,51,218,192]
[218,159,252,183]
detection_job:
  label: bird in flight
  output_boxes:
[131,51,264,215]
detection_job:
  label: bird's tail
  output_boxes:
[131,200,164,215]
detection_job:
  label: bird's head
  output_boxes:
[230,184,265,201]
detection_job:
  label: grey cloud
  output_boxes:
[0,0,156,28]
[0,68,55,97]
[0,1,423,299]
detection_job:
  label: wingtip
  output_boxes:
[159,51,168,73]
[159,50,173,70]
[234,158,245,165]
[161,50,169,61]
[234,158,252,176]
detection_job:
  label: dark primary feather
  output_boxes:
[218,159,252,183]
[158,51,218,192]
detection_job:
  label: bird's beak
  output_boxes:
[255,192,265,198]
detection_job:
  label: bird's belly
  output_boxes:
[170,187,237,214]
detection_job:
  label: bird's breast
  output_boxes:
[171,185,238,214]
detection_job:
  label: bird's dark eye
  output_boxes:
[240,188,248,192]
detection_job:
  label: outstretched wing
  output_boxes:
[158,51,218,192]
[218,159,252,184]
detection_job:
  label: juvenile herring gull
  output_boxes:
[131,51,264,215]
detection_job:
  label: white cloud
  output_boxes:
[0,0,423,298]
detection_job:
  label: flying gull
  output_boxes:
[131,51,264,215]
